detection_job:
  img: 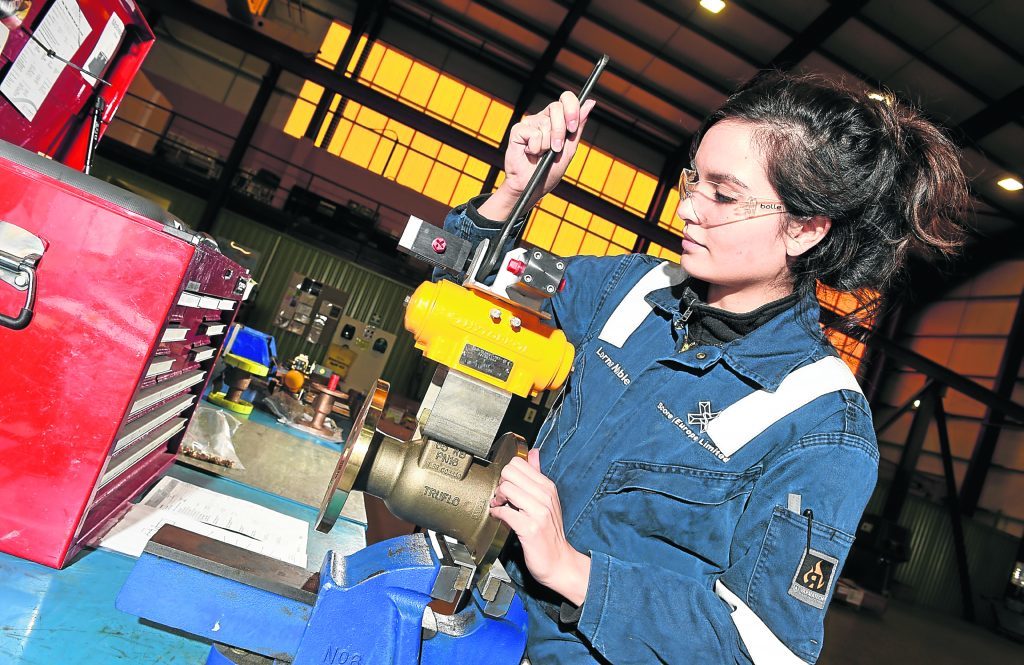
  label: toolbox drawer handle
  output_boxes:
[0,262,35,330]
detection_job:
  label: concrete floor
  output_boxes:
[820,598,1021,664]
[184,405,1022,664]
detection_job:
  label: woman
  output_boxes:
[443,73,967,663]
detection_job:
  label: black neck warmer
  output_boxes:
[680,281,799,347]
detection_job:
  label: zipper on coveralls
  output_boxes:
[676,305,695,352]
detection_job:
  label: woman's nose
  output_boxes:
[677,194,700,227]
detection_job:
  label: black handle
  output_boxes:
[474,55,610,281]
[0,265,36,330]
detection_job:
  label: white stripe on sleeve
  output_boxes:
[714,580,810,665]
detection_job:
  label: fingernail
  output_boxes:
[568,121,578,133]
[553,139,563,151]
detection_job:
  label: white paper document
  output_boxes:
[81,11,124,86]
[0,0,91,120]
[99,477,309,567]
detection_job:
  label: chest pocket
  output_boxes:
[570,461,759,570]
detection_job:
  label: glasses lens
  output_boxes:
[679,169,696,198]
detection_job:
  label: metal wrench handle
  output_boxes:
[474,55,609,281]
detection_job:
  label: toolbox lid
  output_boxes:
[0,138,181,230]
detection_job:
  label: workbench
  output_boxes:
[0,463,367,664]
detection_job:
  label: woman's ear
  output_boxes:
[784,215,831,257]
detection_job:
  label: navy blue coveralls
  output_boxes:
[444,197,879,664]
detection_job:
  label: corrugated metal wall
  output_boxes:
[864,483,1018,616]
[212,210,428,397]
[92,157,208,223]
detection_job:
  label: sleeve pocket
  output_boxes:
[746,506,855,663]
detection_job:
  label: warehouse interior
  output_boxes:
[0,0,1022,663]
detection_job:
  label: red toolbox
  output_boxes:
[0,139,250,568]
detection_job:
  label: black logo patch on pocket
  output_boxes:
[788,549,838,609]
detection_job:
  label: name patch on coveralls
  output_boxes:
[788,548,839,609]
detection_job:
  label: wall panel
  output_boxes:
[212,211,426,397]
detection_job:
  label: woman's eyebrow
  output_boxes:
[704,170,750,191]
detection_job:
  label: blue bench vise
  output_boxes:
[116,524,527,664]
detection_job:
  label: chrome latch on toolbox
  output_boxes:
[0,222,46,330]
[0,222,45,292]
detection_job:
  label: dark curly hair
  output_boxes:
[693,71,969,332]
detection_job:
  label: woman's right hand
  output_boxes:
[479,92,596,221]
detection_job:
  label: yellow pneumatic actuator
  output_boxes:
[405,278,574,398]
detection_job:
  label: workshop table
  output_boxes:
[0,464,367,664]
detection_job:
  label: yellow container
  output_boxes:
[405,280,574,397]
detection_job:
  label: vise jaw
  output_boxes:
[116,525,527,664]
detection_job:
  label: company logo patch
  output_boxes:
[788,548,839,609]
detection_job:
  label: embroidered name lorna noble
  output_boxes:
[595,346,631,385]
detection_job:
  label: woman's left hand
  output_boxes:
[490,449,591,606]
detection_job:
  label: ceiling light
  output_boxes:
[997,177,1023,192]
[700,0,726,13]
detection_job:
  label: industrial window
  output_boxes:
[284,22,511,148]
[282,21,656,257]
[283,22,504,207]
[562,144,658,218]
[647,186,683,261]
[514,144,653,257]
[519,193,636,257]
[818,285,877,375]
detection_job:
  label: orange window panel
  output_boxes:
[283,99,317,138]
[563,203,591,229]
[325,119,353,155]
[316,23,349,67]
[426,77,465,121]
[368,135,402,174]
[612,225,637,249]
[587,215,615,239]
[396,151,433,191]
[423,163,461,204]
[627,172,658,216]
[375,49,413,95]
[346,36,370,75]
[480,102,513,145]
[603,161,636,206]
[576,149,612,193]
[579,234,611,257]
[464,157,491,181]
[453,88,490,134]
[401,63,439,107]
[356,105,389,133]
[452,174,485,206]
[564,144,588,181]
[437,145,468,170]
[659,189,684,233]
[539,195,569,218]
[411,133,442,159]
[340,124,381,169]
[647,244,681,262]
[551,223,586,257]
[358,43,386,81]
[522,210,561,250]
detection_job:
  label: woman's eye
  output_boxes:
[713,189,737,204]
